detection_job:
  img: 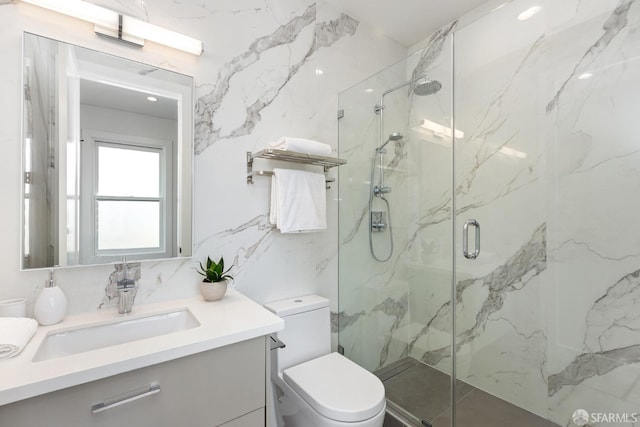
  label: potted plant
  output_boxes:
[196,256,234,301]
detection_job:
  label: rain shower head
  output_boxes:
[413,78,442,96]
[375,75,443,114]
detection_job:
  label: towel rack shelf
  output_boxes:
[246,149,346,187]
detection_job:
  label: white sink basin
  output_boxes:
[33,308,200,362]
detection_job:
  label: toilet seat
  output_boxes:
[283,352,386,422]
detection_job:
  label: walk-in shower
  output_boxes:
[339,0,640,426]
[369,75,442,262]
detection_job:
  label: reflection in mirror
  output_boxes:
[22,33,193,269]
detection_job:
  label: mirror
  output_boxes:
[22,33,193,269]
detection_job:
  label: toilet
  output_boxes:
[265,295,386,427]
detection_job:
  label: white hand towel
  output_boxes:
[270,168,326,233]
[0,317,38,359]
[269,175,278,227]
[267,137,333,156]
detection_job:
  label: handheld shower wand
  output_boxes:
[369,132,403,262]
[374,132,403,196]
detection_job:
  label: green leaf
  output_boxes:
[198,255,234,282]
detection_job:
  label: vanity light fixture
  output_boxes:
[21,0,204,55]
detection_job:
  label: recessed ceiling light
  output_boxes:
[578,72,593,80]
[147,96,158,102]
[315,68,324,76]
[517,5,542,21]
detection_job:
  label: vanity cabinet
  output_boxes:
[0,337,267,427]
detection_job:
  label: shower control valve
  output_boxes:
[371,211,387,232]
[374,185,392,196]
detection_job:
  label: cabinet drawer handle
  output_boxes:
[91,383,161,414]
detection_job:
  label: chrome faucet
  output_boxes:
[117,257,136,314]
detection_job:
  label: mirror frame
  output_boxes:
[20,32,194,270]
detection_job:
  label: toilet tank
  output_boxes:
[264,295,331,371]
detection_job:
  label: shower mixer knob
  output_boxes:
[371,211,387,231]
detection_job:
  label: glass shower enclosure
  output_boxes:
[338,0,640,426]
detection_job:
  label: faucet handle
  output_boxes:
[113,259,136,314]
[118,288,133,314]
[117,279,136,289]
[116,258,136,289]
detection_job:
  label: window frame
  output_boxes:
[79,130,174,264]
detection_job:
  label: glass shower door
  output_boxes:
[338,33,455,426]
[451,2,551,424]
[452,1,640,426]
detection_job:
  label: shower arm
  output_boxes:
[376,74,427,114]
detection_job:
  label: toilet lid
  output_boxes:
[283,352,385,422]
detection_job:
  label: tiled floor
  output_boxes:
[383,412,407,427]
[377,358,559,427]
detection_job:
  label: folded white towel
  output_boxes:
[269,175,278,227]
[270,168,326,233]
[267,137,333,156]
[0,317,38,359]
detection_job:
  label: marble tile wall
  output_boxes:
[338,0,640,425]
[0,1,405,316]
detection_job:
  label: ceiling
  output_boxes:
[80,79,177,120]
[80,2,493,111]
[327,0,491,47]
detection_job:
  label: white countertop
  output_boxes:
[0,289,283,406]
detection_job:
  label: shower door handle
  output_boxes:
[462,219,480,260]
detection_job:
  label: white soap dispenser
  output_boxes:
[34,268,67,326]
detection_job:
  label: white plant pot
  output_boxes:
[199,279,229,301]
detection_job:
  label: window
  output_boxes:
[96,144,161,251]
[80,131,173,264]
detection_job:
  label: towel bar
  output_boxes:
[246,150,346,189]
[247,170,336,189]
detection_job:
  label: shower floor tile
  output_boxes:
[431,389,559,427]
[377,358,559,427]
